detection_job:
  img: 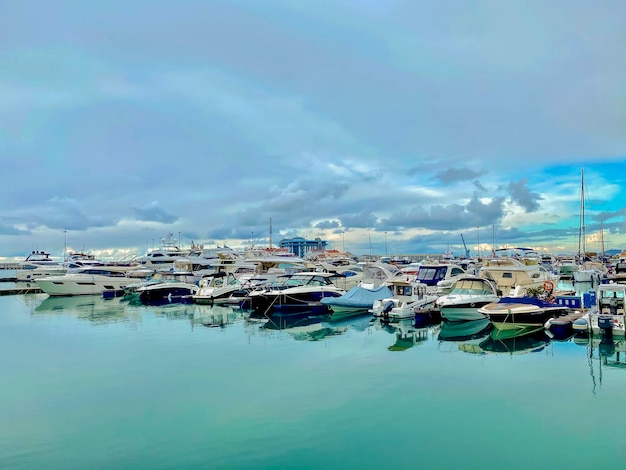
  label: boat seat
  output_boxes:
[616,308,625,316]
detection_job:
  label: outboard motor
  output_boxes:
[382,300,395,314]
[598,315,614,337]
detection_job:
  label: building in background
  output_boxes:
[279,237,328,257]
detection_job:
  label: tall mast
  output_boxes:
[578,168,585,261]
[269,217,273,248]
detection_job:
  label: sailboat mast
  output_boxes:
[578,168,586,261]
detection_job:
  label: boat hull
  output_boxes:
[36,275,138,296]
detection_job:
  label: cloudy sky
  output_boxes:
[2,0,625,260]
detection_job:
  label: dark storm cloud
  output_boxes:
[505,179,542,212]
[432,167,484,184]
[132,202,178,224]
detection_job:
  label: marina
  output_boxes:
[1,272,626,469]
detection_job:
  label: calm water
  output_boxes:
[1,280,625,469]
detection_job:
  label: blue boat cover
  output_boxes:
[321,285,393,308]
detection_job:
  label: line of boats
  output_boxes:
[12,242,626,344]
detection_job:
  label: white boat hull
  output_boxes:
[36,275,138,296]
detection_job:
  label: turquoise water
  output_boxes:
[1,287,625,469]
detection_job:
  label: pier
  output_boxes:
[0,286,43,296]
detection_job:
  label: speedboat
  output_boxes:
[478,296,571,331]
[370,279,438,323]
[250,272,346,316]
[587,283,626,337]
[436,275,500,321]
[35,265,147,296]
[321,284,392,319]
[136,278,198,305]
[193,272,244,304]
[415,262,467,294]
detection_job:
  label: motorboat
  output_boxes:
[370,279,439,323]
[415,262,467,294]
[16,250,67,281]
[193,272,244,305]
[35,265,148,296]
[136,276,198,305]
[478,255,558,296]
[436,275,500,322]
[478,296,571,331]
[572,261,607,284]
[249,272,346,316]
[586,283,626,337]
[136,233,188,270]
[321,284,392,319]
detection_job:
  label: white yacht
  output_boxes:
[35,265,148,296]
[478,256,557,297]
[16,251,67,281]
[136,233,188,270]
[436,275,500,322]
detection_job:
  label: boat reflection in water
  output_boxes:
[437,318,493,355]
[574,334,626,394]
[256,311,349,342]
[34,295,141,325]
[373,317,439,352]
[191,304,246,329]
[479,325,550,355]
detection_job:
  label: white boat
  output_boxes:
[572,261,607,284]
[414,262,467,294]
[136,233,188,270]
[587,283,626,337]
[436,275,500,322]
[193,272,244,304]
[35,266,147,296]
[16,250,67,281]
[478,255,557,297]
[371,279,438,322]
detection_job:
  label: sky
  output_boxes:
[2,0,626,261]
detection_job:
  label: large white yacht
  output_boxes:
[16,251,67,281]
[136,233,188,270]
[35,265,148,296]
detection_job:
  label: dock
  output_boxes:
[0,286,43,296]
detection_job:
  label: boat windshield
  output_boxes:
[451,279,493,295]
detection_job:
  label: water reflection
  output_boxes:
[191,304,245,328]
[373,317,440,351]
[34,295,141,324]
[252,311,348,341]
[479,326,550,355]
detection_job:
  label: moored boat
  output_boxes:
[436,275,500,322]
[478,296,571,331]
